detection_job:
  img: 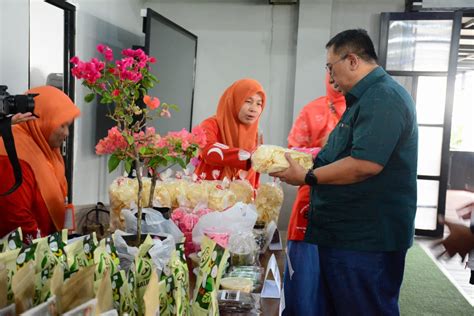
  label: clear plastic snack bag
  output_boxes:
[251,144,313,173]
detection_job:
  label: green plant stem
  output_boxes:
[135,158,144,245]
[148,168,158,208]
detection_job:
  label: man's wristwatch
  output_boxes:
[304,168,318,186]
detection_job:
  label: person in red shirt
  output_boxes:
[194,78,266,188]
[283,74,345,316]
[0,86,80,242]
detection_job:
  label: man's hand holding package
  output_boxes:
[270,153,306,186]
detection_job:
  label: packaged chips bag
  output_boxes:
[251,144,313,173]
[157,241,189,316]
[111,270,135,315]
[0,228,23,253]
[143,268,160,316]
[0,248,21,306]
[192,236,230,316]
[229,179,254,204]
[12,261,36,314]
[130,235,155,316]
[255,182,284,224]
[65,233,98,277]
[55,265,95,314]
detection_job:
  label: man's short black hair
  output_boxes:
[326,29,378,63]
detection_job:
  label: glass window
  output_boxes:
[416,76,447,125]
[450,71,474,152]
[392,76,413,98]
[418,126,443,176]
[387,20,452,72]
[415,179,439,231]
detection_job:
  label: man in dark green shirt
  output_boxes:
[271,29,418,315]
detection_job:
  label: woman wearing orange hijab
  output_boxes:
[194,78,266,188]
[0,86,80,242]
[283,74,346,316]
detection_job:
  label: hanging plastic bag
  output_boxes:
[192,202,258,246]
[122,207,183,243]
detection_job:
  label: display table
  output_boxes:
[188,247,286,315]
[259,248,285,315]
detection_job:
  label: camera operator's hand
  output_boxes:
[11,112,36,125]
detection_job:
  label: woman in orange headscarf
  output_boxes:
[283,74,346,316]
[0,86,80,242]
[194,78,266,188]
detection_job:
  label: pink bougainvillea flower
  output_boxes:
[160,108,171,118]
[190,156,200,167]
[191,126,207,148]
[97,44,113,61]
[143,95,160,110]
[70,56,80,64]
[95,126,128,155]
[112,89,120,97]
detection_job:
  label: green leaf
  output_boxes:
[84,93,95,103]
[168,103,180,112]
[125,134,134,145]
[124,159,133,174]
[108,154,121,173]
[176,158,186,169]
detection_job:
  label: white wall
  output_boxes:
[331,0,405,52]
[143,0,299,150]
[143,0,405,146]
[71,0,146,205]
[292,0,332,119]
[0,0,29,94]
[30,0,63,88]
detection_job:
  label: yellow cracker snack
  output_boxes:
[255,182,284,223]
[229,180,254,204]
[251,144,313,173]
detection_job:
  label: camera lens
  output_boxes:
[10,95,35,114]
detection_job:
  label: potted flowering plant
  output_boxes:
[71,44,205,243]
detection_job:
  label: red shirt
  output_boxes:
[194,117,259,188]
[0,156,55,241]
[287,95,345,241]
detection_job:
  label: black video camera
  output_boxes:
[0,85,36,118]
[0,85,38,196]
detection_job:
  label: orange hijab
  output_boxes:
[0,86,80,230]
[215,78,266,180]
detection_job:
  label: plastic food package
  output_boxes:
[217,290,261,315]
[229,180,254,204]
[163,179,189,209]
[251,144,313,173]
[255,182,284,224]
[152,182,172,208]
[186,182,209,208]
[192,202,258,247]
[192,236,230,316]
[171,206,213,256]
[220,277,253,293]
[109,177,138,230]
[208,185,237,211]
[228,232,258,266]
[122,207,184,243]
[226,266,264,292]
[0,227,23,253]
